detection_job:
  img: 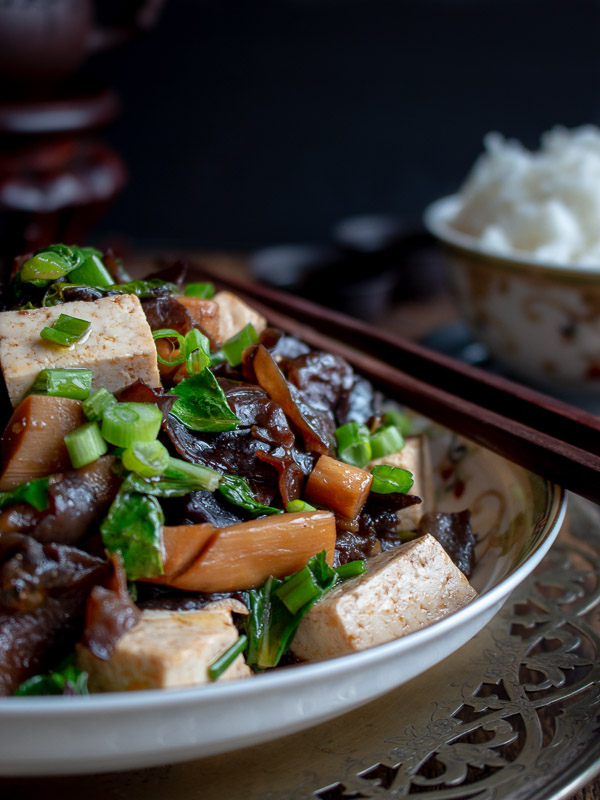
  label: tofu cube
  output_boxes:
[0,295,161,407]
[291,534,477,661]
[213,290,267,346]
[76,609,251,692]
[368,435,433,530]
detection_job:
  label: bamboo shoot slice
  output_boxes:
[0,395,86,490]
[165,510,336,593]
[305,454,373,520]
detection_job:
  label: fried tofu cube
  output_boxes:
[291,534,477,661]
[76,609,251,692]
[213,290,267,346]
[368,435,433,530]
[0,295,161,407]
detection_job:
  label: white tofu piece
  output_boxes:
[213,290,267,346]
[367,435,433,530]
[291,534,477,662]
[0,295,161,407]
[76,609,251,692]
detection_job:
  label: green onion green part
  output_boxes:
[65,422,108,468]
[152,328,187,366]
[164,457,221,492]
[335,421,372,467]
[14,655,89,696]
[101,402,163,447]
[82,387,117,422]
[40,313,91,347]
[222,323,259,366]
[334,560,366,580]
[68,254,113,288]
[28,368,92,400]
[370,464,414,494]
[122,440,170,478]
[383,409,413,437]
[275,566,321,615]
[207,635,248,682]
[285,499,317,513]
[369,425,405,459]
[184,281,215,299]
[184,328,211,375]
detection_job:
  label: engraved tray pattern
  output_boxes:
[3,494,599,800]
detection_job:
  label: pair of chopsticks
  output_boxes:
[192,263,600,505]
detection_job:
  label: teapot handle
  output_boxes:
[86,0,166,54]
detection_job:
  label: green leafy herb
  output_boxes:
[167,370,240,432]
[103,279,178,299]
[244,551,364,670]
[218,474,282,517]
[0,477,50,512]
[370,464,414,494]
[14,654,89,696]
[100,490,165,580]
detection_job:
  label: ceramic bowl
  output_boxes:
[424,195,600,402]
[0,420,565,775]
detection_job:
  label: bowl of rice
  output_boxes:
[424,125,600,401]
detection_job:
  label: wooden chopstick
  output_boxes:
[191,263,600,504]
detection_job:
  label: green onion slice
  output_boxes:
[122,440,170,478]
[335,422,372,467]
[222,323,259,367]
[101,402,163,447]
[40,313,91,347]
[285,499,317,513]
[383,409,413,437]
[184,328,211,375]
[28,368,92,400]
[275,566,322,615]
[184,282,215,299]
[207,635,248,682]
[68,254,113,288]
[164,457,221,492]
[152,328,187,366]
[334,560,366,580]
[370,464,414,494]
[369,425,405,459]
[65,422,108,469]
[82,387,117,422]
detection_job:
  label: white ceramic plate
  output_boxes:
[0,424,565,776]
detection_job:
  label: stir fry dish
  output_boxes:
[0,245,477,696]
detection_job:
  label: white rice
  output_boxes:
[449,125,600,267]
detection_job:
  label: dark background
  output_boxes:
[87,0,600,251]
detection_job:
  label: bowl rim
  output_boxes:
[423,194,600,284]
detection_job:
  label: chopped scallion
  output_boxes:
[335,421,372,467]
[370,464,414,494]
[222,323,259,366]
[334,560,366,580]
[184,282,215,299]
[207,635,248,682]
[285,499,317,513]
[152,328,187,366]
[122,440,170,478]
[65,422,107,468]
[40,313,91,347]
[164,457,221,492]
[184,328,211,375]
[369,425,405,459]
[101,402,163,447]
[275,566,321,614]
[28,368,92,400]
[82,387,117,422]
[383,409,413,437]
[68,254,113,288]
